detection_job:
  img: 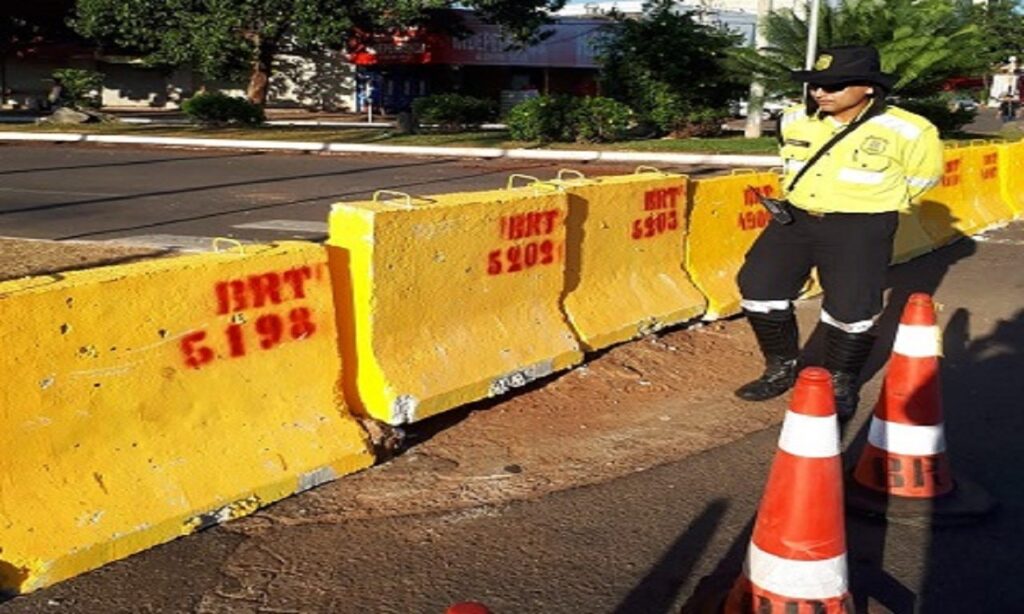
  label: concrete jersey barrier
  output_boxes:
[685,170,785,319]
[892,205,938,264]
[962,143,1017,227]
[997,140,1024,217]
[327,188,583,425]
[556,169,706,350]
[918,144,1015,245]
[0,242,374,594]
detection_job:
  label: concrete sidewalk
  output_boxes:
[0,131,783,167]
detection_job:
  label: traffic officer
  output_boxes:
[734,45,944,419]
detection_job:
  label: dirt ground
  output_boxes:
[0,238,169,283]
[246,318,782,527]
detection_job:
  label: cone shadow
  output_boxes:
[917,306,1023,611]
[612,499,728,614]
[680,516,756,613]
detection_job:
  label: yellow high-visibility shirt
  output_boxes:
[778,103,944,213]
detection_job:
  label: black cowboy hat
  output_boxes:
[791,45,897,90]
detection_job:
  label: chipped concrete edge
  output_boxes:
[488,360,556,397]
[0,132,782,167]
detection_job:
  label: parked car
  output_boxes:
[731,97,793,120]
[947,95,979,113]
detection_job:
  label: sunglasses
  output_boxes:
[808,82,858,93]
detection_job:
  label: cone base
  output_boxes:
[846,473,998,527]
[722,577,853,613]
[681,571,732,614]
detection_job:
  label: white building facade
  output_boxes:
[557,1,808,46]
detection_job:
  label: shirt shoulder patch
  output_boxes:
[860,136,889,155]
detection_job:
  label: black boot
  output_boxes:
[735,309,800,402]
[823,326,876,421]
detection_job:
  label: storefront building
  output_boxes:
[347,11,605,115]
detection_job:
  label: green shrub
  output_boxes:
[412,94,496,131]
[507,95,573,142]
[568,97,634,143]
[669,108,730,138]
[643,88,728,137]
[595,2,745,137]
[508,95,634,143]
[52,68,104,109]
[896,94,977,135]
[182,92,265,126]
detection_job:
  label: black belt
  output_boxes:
[793,206,829,218]
[793,207,895,219]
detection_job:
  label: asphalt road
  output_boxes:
[0,144,724,249]
[0,143,1021,613]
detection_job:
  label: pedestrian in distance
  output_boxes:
[734,45,944,420]
[998,88,1017,123]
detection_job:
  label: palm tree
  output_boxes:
[733,0,990,97]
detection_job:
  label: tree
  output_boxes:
[970,0,1024,63]
[732,0,991,97]
[2,2,78,102]
[73,0,566,106]
[1,16,31,98]
[595,0,746,136]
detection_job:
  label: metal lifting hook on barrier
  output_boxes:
[372,190,417,208]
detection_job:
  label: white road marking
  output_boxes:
[103,234,249,252]
[0,186,120,197]
[974,234,1024,246]
[232,219,328,233]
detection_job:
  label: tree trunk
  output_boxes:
[246,41,276,106]
[1,53,7,108]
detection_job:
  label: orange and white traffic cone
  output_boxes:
[724,367,853,613]
[847,292,996,525]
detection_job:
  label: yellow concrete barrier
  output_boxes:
[686,170,783,319]
[919,144,1014,245]
[556,168,706,350]
[327,188,583,425]
[963,142,1017,226]
[998,140,1024,217]
[918,146,972,245]
[0,242,374,594]
[892,206,936,264]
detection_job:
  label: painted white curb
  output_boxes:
[325,142,502,158]
[122,118,398,129]
[0,131,782,167]
[0,132,87,142]
[89,134,329,151]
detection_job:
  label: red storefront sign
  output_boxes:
[347,27,434,65]
[348,13,603,69]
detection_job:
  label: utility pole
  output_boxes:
[744,0,773,138]
[803,0,822,99]
[366,79,374,123]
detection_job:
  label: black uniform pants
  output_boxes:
[737,207,899,325]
